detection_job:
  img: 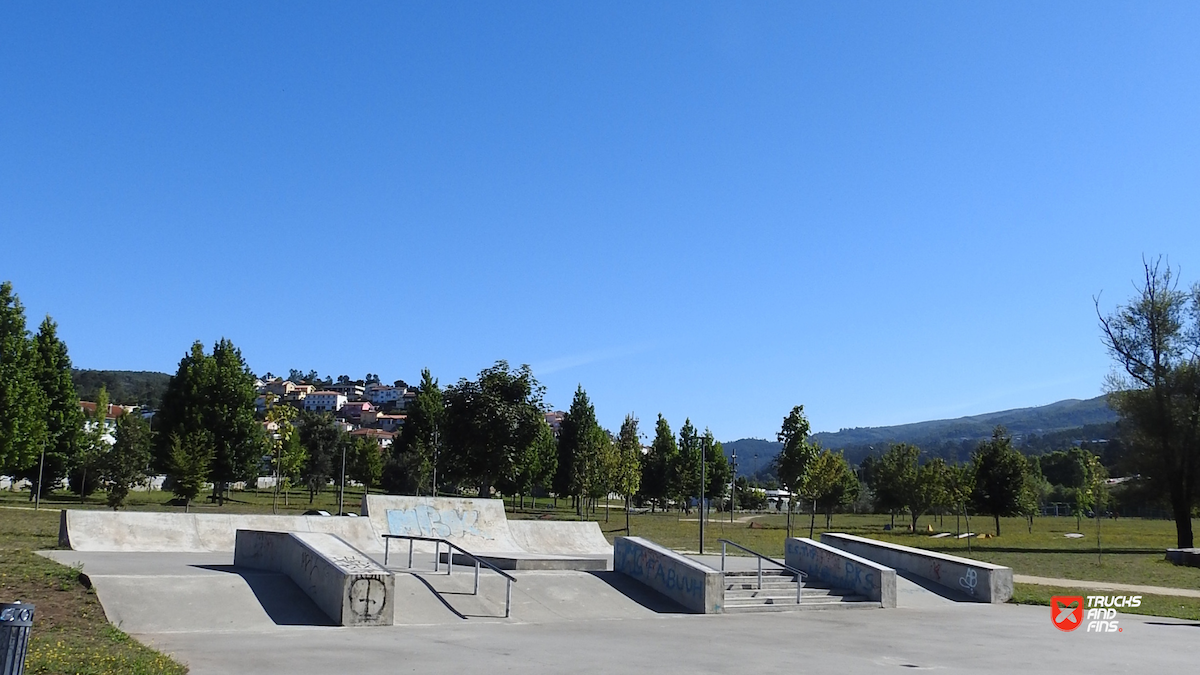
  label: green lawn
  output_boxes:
[1012,584,1200,622]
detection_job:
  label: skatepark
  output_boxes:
[42,496,1197,674]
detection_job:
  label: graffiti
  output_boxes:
[786,539,878,598]
[386,506,492,540]
[959,568,978,596]
[348,577,389,621]
[932,563,941,581]
[330,554,385,575]
[614,539,712,611]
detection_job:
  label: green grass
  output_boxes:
[0,508,187,674]
[1012,584,1200,622]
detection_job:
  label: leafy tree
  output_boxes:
[347,436,384,493]
[1098,258,1200,548]
[1072,453,1108,530]
[71,386,110,499]
[970,427,1030,536]
[102,411,152,509]
[639,415,676,510]
[868,443,917,529]
[775,406,818,525]
[156,339,264,504]
[0,281,47,477]
[20,317,81,498]
[944,462,976,548]
[265,397,303,512]
[298,412,343,503]
[675,419,702,511]
[168,431,212,511]
[441,361,545,498]
[1038,448,1091,489]
[554,385,597,510]
[511,419,558,508]
[613,414,643,532]
[393,368,444,493]
[799,448,858,536]
[913,458,950,531]
[705,433,731,507]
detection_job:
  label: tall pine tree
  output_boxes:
[0,281,47,477]
[20,316,81,497]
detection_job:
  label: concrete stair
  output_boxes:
[722,569,875,613]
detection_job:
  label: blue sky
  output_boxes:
[3,2,1198,441]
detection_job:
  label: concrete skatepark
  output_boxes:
[42,496,1198,674]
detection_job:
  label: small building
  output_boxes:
[349,427,395,449]
[337,400,374,423]
[304,391,347,413]
[366,383,407,407]
[327,381,366,400]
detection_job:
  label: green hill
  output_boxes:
[724,395,1117,475]
[71,369,171,408]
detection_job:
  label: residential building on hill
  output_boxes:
[304,391,347,413]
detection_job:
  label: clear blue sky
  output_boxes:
[3,2,1199,441]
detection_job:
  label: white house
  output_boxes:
[366,384,407,406]
[304,391,347,413]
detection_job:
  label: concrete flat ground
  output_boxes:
[41,550,1196,674]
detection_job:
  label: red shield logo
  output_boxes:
[1052,596,1084,632]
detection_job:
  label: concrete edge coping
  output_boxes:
[822,532,1009,570]
[791,536,897,573]
[239,530,391,576]
[614,536,720,573]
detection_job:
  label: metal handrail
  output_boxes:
[717,539,807,604]
[382,534,517,618]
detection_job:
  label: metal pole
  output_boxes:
[35,439,45,511]
[339,442,347,516]
[432,426,438,496]
[408,539,414,568]
[474,561,480,595]
[730,451,736,523]
[699,434,706,555]
[757,556,762,590]
[385,538,391,566]
[505,579,512,618]
[434,541,440,572]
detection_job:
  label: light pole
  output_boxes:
[339,440,347,516]
[699,433,706,555]
[431,426,439,497]
[730,450,737,524]
[34,439,45,511]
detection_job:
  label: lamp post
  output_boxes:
[730,450,737,524]
[431,426,439,497]
[34,439,45,511]
[699,433,706,555]
[339,439,347,516]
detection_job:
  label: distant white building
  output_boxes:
[304,391,347,413]
[366,383,407,406]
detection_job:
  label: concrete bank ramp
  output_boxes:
[362,495,523,553]
[59,509,384,553]
[507,520,612,555]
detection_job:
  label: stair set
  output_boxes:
[721,568,873,613]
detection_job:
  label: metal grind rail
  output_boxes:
[717,539,808,604]
[381,534,517,618]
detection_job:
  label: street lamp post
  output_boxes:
[339,441,347,516]
[730,451,737,524]
[34,439,45,511]
[699,433,706,555]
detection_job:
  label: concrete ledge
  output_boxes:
[821,532,1012,603]
[785,537,896,608]
[234,530,394,626]
[1166,548,1200,568]
[613,537,723,613]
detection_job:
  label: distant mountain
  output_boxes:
[723,395,1118,475]
[721,438,783,479]
[72,369,171,408]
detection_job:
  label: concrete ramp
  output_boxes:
[59,509,384,553]
[507,520,611,555]
[361,495,522,553]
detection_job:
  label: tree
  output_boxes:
[971,427,1030,536]
[512,419,558,508]
[944,462,976,550]
[71,386,110,499]
[0,281,47,477]
[1098,258,1200,548]
[102,411,152,509]
[868,443,919,529]
[613,414,643,533]
[799,448,857,536]
[168,431,212,511]
[705,435,731,509]
[675,419,702,512]
[265,398,303,512]
[441,361,545,498]
[156,339,263,504]
[554,386,598,512]
[298,412,342,503]
[393,368,443,494]
[638,415,676,511]
[775,406,818,531]
[20,317,82,498]
[347,437,384,494]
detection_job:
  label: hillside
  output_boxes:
[723,395,1117,477]
[71,369,171,408]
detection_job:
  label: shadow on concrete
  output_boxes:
[897,571,978,603]
[192,565,335,626]
[1144,621,1200,628]
[586,571,691,613]
[405,573,470,620]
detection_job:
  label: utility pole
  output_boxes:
[34,439,45,511]
[432,425,439,497]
